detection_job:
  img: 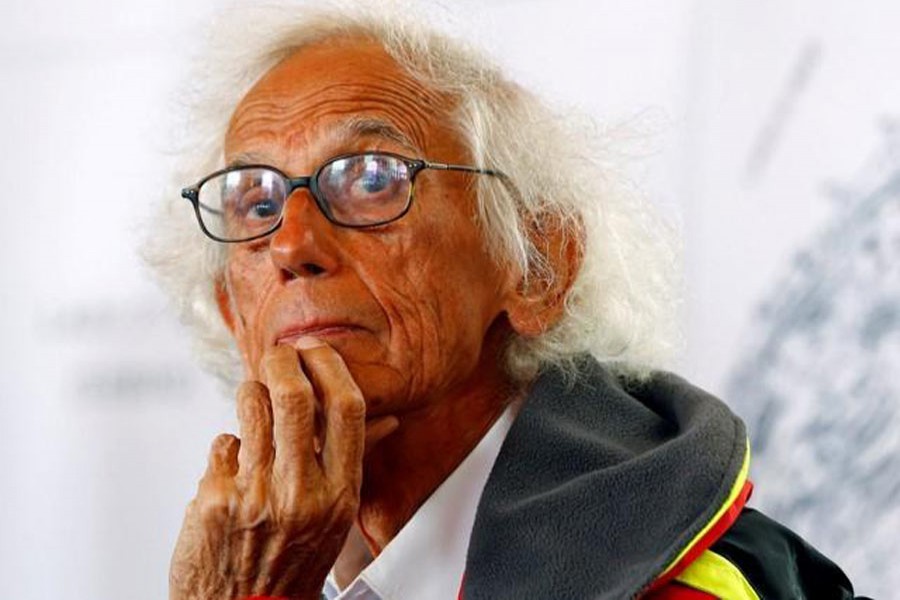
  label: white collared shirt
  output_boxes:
[322,403,519,600]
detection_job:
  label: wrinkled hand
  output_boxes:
[170,341,396,600]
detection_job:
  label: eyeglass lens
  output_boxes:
[196,154,414,241]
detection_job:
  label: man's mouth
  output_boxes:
[274,323,367,346]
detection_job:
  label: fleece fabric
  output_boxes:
[462,357,747,600]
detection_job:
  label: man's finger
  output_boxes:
[204,433,240,479]
[197,434,240,528]
[295,337,366,486]
[236,381,274,477]
[262,345,320,488]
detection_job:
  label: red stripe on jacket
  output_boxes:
[642,479,754,598]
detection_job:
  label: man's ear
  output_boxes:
[505,217,583,338]
[214,276,238,335]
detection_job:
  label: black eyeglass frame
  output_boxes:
[181,151,508,243]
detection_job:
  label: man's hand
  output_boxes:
[169,340,395,600]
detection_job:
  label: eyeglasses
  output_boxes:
[181,151,506,243]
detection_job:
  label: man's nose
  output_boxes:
[269,190,341,279]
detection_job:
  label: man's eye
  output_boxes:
[356,170,392,194]
[246,197,280,219]
[233,182,283,221]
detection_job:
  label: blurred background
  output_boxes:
[1,0,897,597]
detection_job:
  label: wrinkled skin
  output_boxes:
[170,342,396,598]
[169,38,573,599]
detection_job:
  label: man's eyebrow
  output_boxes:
[225,118,421,169]
[337,117,422,154]
[227,152,270,168]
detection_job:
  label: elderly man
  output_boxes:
[150,3,864,599]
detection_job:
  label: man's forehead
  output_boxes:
[224,38,451,164]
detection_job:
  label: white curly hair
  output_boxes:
[143,0,682,387]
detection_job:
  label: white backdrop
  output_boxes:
[1,1,896,597]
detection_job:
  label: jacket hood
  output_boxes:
[463,358,748,600]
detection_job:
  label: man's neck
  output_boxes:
[332,524,375,590]
[354,365,517,556]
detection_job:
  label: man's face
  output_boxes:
[220,38,519,417]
